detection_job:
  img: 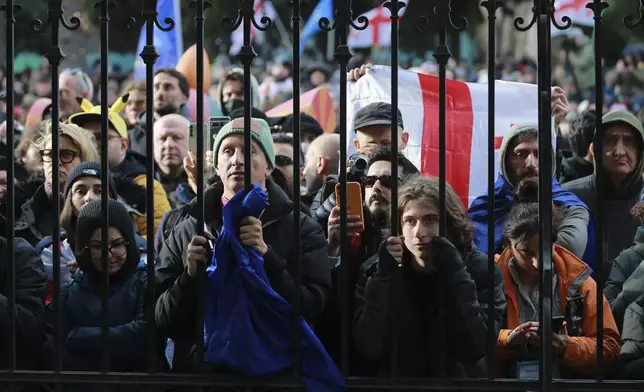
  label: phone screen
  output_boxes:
[209,116,231,152]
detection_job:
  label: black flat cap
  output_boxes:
[353,102,404,132]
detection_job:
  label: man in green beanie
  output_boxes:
[565,109,644,279]
[155,117,331,372]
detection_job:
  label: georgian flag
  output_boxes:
[348,0,408,49]
[347,66,556,208]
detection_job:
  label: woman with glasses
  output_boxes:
[14,121,97,246]
[44,199,148,378]
[36,161,147,305]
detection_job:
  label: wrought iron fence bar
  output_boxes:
[242,0,254,192]
[37,0,65,373]
[98,0,112,374]
[536,2,553,390]
[192,0,209,370]
[591,0,608,381]
[290,0,302,378]
[481,0,499,380]
[139,0,161,373]
[1,0,18,372]
[385,0,401,379]
[332,0,352,376]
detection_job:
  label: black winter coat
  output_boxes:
[0,237,47,370]
[353,242,506,378]
[155,180,332,372]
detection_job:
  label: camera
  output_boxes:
[347,153,369,182]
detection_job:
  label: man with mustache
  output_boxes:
[469,123,591,265]
[565,110,644,278]
[316,148,416,375]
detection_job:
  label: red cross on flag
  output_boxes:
[347,66,556,207]
[348,0,409,49]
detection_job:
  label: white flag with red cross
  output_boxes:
[553,0,608,27]
[348,0,409,49]
[347,66,556,208]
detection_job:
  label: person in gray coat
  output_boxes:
[564,110,644,279]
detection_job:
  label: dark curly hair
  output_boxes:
[397,175,473,249]
[503,202,563,250]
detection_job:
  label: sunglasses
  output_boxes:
[40,149,80,164]
[362,175,400,189]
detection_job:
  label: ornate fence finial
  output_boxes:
[417,0,468,32]
[33,0,80,33]
[513,0,537,31]
[623,0,643,29]
[480,0,503,18]
[0,3,22,21]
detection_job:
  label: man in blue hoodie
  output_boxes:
[468,123,593,265]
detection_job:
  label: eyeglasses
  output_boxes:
[362,175,400,189]
[87,240,129,259]
[40,149,80,164]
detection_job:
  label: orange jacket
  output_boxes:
[495,245,620,377]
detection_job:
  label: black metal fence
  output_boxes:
[0,0,643,391]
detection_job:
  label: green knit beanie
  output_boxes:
[212,117,275,168]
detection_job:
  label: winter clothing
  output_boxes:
[212,117,275,168]
[620,293,644,378]
[469,123,592,262]
[563,110,644,275]
[604,226,644,330]
[127,104,191,157]
[353,238,506,377]
[559,156,594,185]
[43,199,147,374]
[0,237,47,370]
[202,184,344,390]
[217,67,261,116]
[110,150,172,239]
[15,176,58,247]
[64,161,118,200]
[155,180,331,372]
[495,245,620,378]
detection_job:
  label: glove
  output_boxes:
[429,236,464,273]
[376,239,402,273]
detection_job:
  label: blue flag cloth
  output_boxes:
[468,176,596,272]
[204,184,345,391]
[300,0,333,55]
[133,0,183,80]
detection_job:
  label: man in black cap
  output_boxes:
[352,101,409,155]
[268,112,324,155]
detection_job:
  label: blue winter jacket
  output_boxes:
[44,261,148,372]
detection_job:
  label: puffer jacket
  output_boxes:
[155,180,331,372]
[44,261,148,373]
[620,293,644,378]
[604,225,644,330]
[111,150,172,239]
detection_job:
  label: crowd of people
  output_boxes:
[1,51,644,391]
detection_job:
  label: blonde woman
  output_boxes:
[15,121,98,246]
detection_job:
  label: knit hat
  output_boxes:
[212,117,275,168]
[64,161,118,200]
[74,199,140,281]
[68,94,129,138]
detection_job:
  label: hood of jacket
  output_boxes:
[594,110,644,197]
[186,180,293,232]
[498,122,557,187]
[216,67,261,115]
